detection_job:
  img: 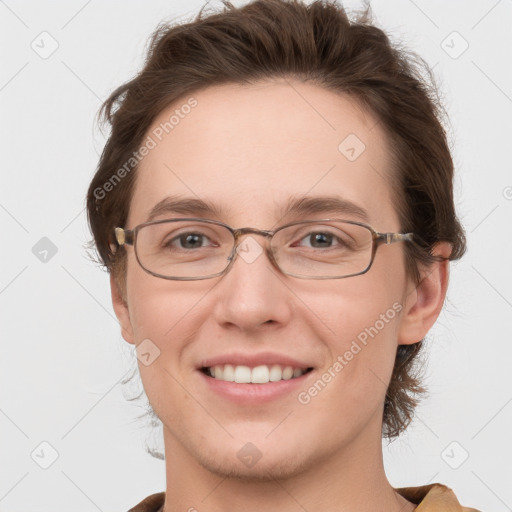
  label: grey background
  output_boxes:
[1,0,511,510]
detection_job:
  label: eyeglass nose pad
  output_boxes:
[226,239,243,263]
[226,240,254,263]
[225,237,277,269]
[226,246,236,262]
[265,244,280,269]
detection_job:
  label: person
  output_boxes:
[86,0,481,510]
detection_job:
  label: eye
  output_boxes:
[294,231,347,249]
[164,231,214,250]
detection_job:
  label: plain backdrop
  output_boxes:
[1,0,511,511]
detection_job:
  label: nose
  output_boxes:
[210,234,293,332]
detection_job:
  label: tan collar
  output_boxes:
[129,483,481,512]
[395,483,481,511]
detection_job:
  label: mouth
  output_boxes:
[201,364,314,384]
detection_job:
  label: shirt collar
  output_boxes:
[395,483,471,511]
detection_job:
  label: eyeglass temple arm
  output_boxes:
[115,227,134,246]
[376,232,415,245]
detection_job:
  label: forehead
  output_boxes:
[128,79,399,229]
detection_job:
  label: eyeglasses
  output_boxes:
[114,218,416,281]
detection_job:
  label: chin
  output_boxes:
[198,448,313,482]
[183,432,324,483]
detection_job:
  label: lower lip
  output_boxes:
[198,370,314,404]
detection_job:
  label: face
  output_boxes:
[113,79,423,480]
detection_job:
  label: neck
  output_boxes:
[160,415,415,512]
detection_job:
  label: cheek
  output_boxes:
[124,261,216,385]
[295,292,402,431]
[299,251,404,344]
[123,267,204,416]
[295,262,404,395]
[125,260,193,340]
[327,294,401,386]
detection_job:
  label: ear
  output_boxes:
[397,242,452,346]
[110,273,135,344]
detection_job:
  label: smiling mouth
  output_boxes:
[201,364,314,384]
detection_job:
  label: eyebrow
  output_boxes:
[277,195,370,223]
[147,196,226,222]
[146,194,370,224]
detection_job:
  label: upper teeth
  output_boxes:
[207,364,308,383]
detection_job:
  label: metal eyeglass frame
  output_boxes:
[114,217,416,281]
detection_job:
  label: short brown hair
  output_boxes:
[87,0,466,440]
